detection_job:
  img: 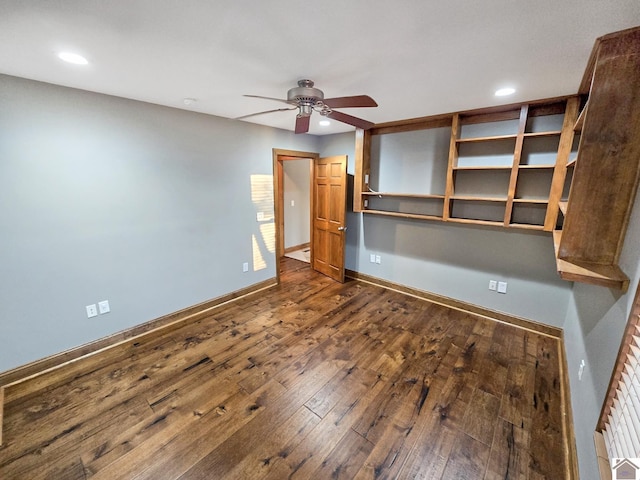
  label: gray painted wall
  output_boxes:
[4,73,636,478]
[283,159,311,249]
[563,191,640,479]
[0,74,319,371]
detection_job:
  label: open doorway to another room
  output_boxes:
[282,158,312,263]
[273,149,319,282]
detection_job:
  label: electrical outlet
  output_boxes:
[243,262,249,272]
[86,304,98,318]
[497,281,507,294]
[375,255,381,264]
[578,360,586,381]
[370,253,376,263]
[256,212,265,221]
[98,300,110,314]
[489,280,497,291]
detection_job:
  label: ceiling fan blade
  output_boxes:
[236,107,297,120]
[243,94,293,105]
[295,115,310,134]
[326,110,375,130]
[323,95,378,109]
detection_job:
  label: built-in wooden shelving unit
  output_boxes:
[353,26,640,290]
[354,96,575,233]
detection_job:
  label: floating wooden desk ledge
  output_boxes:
[552,231,629,291]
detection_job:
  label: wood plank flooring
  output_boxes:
[0,258,568,479]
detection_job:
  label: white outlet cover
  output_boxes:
[370,253,376,263]
[86,304,98,318]
[375,255,381,264]
[489,280,497,291]
[243,262,249,272]
[497,281,507,294]
[98,300,110,314]
[256,212,265,221]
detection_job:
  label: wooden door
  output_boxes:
[312,155,348,283]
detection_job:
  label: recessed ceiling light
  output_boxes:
[319,120,331,126]
[58,52,88,65]
[495,87,516,97]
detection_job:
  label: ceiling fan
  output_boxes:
[237,79,378,134]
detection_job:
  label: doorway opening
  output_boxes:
[273,149,319,283]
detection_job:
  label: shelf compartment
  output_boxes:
[510,203,547,227]
[449,198,506,223]
[364,195,444,218]
[525,112,565,133]
[452,169,511,198]
[456,138,516,168]
[459,118,519,139]
[553,231,629,291]
[520,135,561,166]
[369,127,450,193]
[514,169,554,201]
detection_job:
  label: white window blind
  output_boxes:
[597,282,640,479]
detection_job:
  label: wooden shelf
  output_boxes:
[509,223,545,231]
[524,131,562,137]
[450,195,507,202]
[574,102,588,132]
[456,134,517,143]
[518,164,555,169]
[447,218,504,227]
[513,198,549,204]
[362,192,445,199]
[559,201,568,215]
[553,231,629,291]
[363,209,442,221]
[453,165,512,171]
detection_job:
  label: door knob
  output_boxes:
[338,226,347,231]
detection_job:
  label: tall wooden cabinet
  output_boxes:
[553,26,640,292]
[354,26,640,291]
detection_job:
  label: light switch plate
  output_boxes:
[497,281,507,294]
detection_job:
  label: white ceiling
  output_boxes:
[0,1,638,135]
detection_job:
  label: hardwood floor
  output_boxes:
[0,258,568,479]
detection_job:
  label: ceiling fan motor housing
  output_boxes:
[287,79,324,115]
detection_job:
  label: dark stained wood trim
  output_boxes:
[345,269,563,339]
[371,95,575,135]
[559,332,580,479]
